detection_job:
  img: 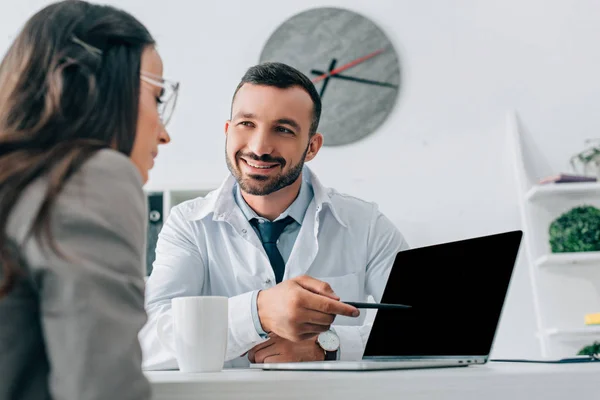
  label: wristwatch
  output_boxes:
[316,329,340,361]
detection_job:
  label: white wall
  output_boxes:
[4,0,600,359]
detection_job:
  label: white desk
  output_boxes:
[147,361,600,400]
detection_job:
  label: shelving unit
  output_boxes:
[535,252,600,269]
[508,111,600,358]
[545,327,600,341]
[525,183,600,203]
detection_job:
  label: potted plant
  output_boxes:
[577,341,600,358]
[570,139,600,178]
[548,205,600,253]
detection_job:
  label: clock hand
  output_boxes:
[312,48,386,83]
[319,59,337,98]
[311,69,398,89]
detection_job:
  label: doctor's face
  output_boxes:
[225,83,322,196]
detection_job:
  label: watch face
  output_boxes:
[318,330,340,352]
[259,7,401,146]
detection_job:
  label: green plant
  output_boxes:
[577,341,600,357]
[548,205,600,253]
[570,138,600,175]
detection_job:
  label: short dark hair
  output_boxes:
[232,62,321,136]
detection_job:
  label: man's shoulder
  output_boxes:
[307,168,379,219]
[323,186,409,250]
[325,187,380,217]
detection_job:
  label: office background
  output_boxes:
[3,0,600,360]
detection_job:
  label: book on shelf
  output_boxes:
[585,313,600,326]
[539,173,597,184]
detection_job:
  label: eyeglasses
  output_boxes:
[140,71,180,127]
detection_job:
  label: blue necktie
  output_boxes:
[251,216,295,283]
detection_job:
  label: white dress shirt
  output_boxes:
[234,178,314,337]
[140,166,409,369]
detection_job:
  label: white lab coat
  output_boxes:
[140,167,409,369]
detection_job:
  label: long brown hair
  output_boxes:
[0,0,155,296]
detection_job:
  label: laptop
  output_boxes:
[250,230,523,371]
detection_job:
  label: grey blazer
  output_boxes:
[0,149,151,400]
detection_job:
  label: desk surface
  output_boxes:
[147,361,600,400]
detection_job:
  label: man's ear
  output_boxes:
[304,133,324,162]
[224,121,231,136]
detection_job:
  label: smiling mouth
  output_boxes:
[241,158,279,170]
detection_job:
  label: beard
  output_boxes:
[226,143,309,196]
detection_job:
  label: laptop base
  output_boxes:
[250,359,471,371]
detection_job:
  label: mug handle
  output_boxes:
[156,313,176,356]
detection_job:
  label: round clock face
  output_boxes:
[259,7,401,146]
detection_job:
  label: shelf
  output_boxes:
[508,111,600,358]
[544,327,600,342]
[535,252,600,268]
[525,182,600,203]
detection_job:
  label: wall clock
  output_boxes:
[259,7,401,146]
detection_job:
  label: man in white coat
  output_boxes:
[140,62,409,369]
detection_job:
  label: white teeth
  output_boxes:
[246,160,275,169]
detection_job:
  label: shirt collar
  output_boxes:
[186,166,346,228]
[233,178,313,224]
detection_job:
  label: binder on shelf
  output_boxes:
[146,192,164,276]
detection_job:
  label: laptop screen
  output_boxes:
[364,230,522,358]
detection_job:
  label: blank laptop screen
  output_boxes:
[364,230,522,358]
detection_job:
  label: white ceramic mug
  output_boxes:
[157,296,228,372]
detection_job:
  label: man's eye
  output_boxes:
[239,121,253,127]
[276,127,294,134]
[156,97,164,105]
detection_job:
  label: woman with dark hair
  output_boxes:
[0,0,178,398]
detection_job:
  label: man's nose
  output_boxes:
[246,128,274,156]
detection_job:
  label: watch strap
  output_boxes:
[324,350,337,361]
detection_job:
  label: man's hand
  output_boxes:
[248,334,325,363]
[257,275,359,342]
